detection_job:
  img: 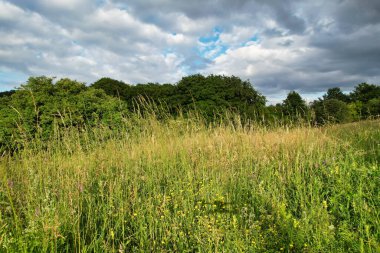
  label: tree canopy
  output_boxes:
[282,91,308,119]
[323,87,350,102]
[0,75,379,152]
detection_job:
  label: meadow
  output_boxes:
[0,114,379,252]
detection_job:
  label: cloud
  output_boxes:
[0,0,379,101]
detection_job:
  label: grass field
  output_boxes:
[0,116,379,252]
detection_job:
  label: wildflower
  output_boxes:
[322,200,328,209]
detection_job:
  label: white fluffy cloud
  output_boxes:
[0,0,379,102]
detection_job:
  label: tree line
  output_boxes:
[0,74,379,152]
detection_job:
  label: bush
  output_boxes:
[313,99,350,124]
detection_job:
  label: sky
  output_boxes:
[0,0,379,103]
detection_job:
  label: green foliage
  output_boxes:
[350,83,380,103]
[0,90,15,98]
[92,74,266,121]
[347,102,361,121]
[367,98,380,116]
[1,75,380,151]
[323,87,350,102]
[91,77,132,99]
[313,99,351,124]
[175,74,266,120]
[0,96,19,151]
[349,83,380,118]
[130,83,177,112]
[0,77,126,152]
[311,83,380,124]
[282,91,308,119]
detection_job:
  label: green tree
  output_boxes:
[175,74,266,120]
[313,99,350,124]
[323,87,350,102]
[282,91,308,119]
[366,98,380,117]
[0,90,15,98]
[349,83,380,118]
[350,83,380,103]
[0,76,127,151]
[91,77,131,99]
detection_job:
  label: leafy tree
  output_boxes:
[349,83,380,118]
[313,99,350,124]
[0,95,19,152]
[350,83,380,103]
[263,104,286,125]
[282,91,308,119]
[91,77,131,99]
[0,76,127,151]
[131,83,176,110]
[366,98,380,117]
[323,87,350,102]
[93,74,267,120]
[175,74,266,119]
[91,78,177,113]
[0,90,15,98]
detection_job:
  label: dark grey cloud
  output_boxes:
[333,0,380,32]
[0,0,379,101]
[8,0,98,22]
[114,0,307,35]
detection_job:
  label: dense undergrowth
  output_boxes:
[0,114,379,252]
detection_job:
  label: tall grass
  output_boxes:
[0,112,379,252]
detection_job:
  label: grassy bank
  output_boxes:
[0,116,379,252]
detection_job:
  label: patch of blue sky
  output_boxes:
[0,70,28,91]
[95,0,106,6]
[198,27,229,61]
[198,26,223,44]
[213,26,223,34]
[241,34,260,47]
[190,59,209,69]
[162,48,174,57]
[112,1,129,11]
[200,44,228,60]
[179,64,192,76]
[199,33,220,44]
